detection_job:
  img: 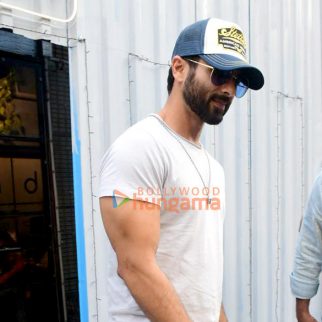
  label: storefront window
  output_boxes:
[0,158,43,213]
[0,65,39,146]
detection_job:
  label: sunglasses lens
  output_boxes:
[211,71,230,86]
[235,80,248,98]
[210,68,249,98]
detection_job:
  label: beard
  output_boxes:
[182,69,232,125]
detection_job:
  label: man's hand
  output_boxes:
[296,298,318,322]
[297,313,318,322]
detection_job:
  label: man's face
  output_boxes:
[182,62,234,125]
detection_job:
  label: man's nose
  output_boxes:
[217,78,236,98]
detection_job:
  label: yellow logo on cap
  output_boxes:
[218,27,246,57]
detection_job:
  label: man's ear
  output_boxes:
[171,55,189,84]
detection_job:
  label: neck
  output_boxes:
[158,93,204,144]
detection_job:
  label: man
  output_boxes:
[99,18,264,321]
[291,172,322,322]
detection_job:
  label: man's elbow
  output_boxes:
[117,253,155,282]
[117,256,135,280]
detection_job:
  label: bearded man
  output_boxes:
[99,17,264,322]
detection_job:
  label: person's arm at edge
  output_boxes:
[100,197,192,322]
[290,175,322,322]
[296,298,317,322]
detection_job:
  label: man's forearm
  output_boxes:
[296,298,317,322]
[119,260,192,322]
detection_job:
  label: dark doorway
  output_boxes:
[0,31,79,322]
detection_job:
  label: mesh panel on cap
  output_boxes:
[172,19,209,57]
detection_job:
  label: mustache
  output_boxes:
[208,93,232,116]
[208,93,231,104]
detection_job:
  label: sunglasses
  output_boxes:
[185,58,249,98]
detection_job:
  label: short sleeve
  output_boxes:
[99,127,167,205]
[290,172,322,298]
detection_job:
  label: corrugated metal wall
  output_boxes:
[86,1,322,321]
[83,1,322,321]
[2,0,322,321]
[0,0,71,45]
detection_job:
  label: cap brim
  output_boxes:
[199,53,264,90]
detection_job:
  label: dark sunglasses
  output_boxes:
[185,58,249,98]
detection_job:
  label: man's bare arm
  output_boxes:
[296,299,317,322]
[100,197,192,322]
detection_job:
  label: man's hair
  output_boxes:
[167,56,200,95]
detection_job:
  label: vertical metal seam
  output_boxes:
[127,54,134,126]
[300,98,304,220]
[248,0,253,320]
[65,0,69,45]
[275,94,281,322]
[69,49,89,322]
[75,38,98,321]
[272,92,303,320]
[82,38,99,321]
[127,53,169,126]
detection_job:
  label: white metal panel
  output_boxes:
[247,1,322,321]
[0,0,73,45]
[77,0,322,321]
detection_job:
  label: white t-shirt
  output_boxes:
[99,114,225,322]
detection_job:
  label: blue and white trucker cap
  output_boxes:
[172,18,264,90]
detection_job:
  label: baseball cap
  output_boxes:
[172,18,264,90]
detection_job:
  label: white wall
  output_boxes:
[2,0,322,321]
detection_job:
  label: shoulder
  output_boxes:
[99,116,169,199]
[305,170,322,217]
[310,171,322,199]
[314,171,322,187]
[102,117,164,164]
[99,116,169,186]
[110,115,166,153]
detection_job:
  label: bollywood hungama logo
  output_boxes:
[112,190,130,208]
[112,186,221,213]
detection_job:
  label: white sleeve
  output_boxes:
[290,173,322,298]
[99,128,167,205]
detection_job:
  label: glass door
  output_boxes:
[0,56,60,321]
